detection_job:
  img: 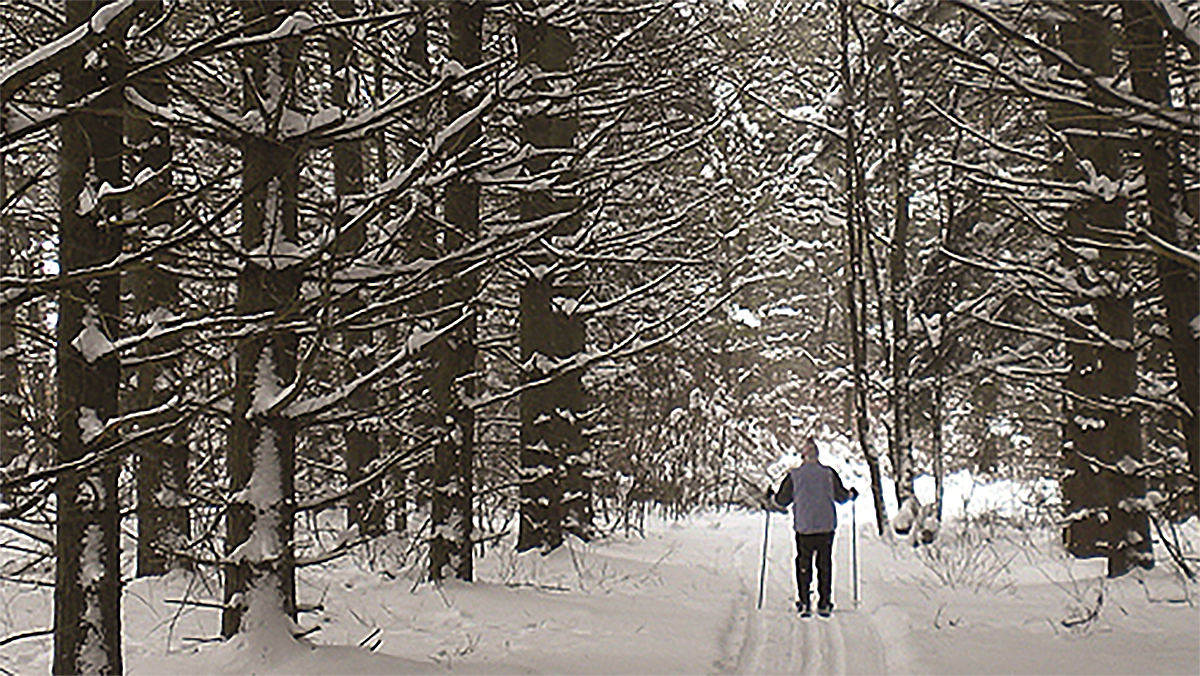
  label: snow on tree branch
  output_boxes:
[0,0,137,101]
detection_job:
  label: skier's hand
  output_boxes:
[763,489,786,513]
[849,487,860,501]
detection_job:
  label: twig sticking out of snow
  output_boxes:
[1061,587,1104,629]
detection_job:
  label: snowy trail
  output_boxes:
[7,506,1194,675]
[723,511,887,675]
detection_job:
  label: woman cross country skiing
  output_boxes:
[770,437,858,617]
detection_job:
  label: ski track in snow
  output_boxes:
[722,515,887,675]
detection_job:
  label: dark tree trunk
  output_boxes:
[223,2,302,638]
[130,3,188,576]
[429,0,483,582]
[516,15,593,553]
[840,0,887,536]
[1125,1,1199,515]
[329,0,385,539]
[885,53,916,507]
[391,3,432,535]
[927,145,966,520]
[54,2,126,671]
[0,144,21,487]
[1051,7,1151,577]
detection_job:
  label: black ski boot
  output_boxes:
[816,602,833,618]
[797,599,812,618]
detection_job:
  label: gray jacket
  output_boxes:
[773,462,851,534]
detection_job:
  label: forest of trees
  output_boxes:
[0,0,1195,671]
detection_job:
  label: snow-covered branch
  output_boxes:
[0,0,137,100]
[285,310,474,421]
[948,0,1199,136]
[296,437,435,512]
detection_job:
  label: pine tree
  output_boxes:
[328,0,385,539]
[223,1,304,638]
[1047,5,1151,577]
[0,130,18,489]
[128,0,187,577]
[1124,0,1199,514]
[429,0,483,581]
[516,11,592,553]
[54,2,128,670]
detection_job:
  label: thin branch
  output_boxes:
[0,628,53,648]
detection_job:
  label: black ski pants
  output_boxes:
[794,531,835,609]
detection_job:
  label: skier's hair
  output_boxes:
[802,437,818,458]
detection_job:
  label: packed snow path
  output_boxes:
[722,509,887,675]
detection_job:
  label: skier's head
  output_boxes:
[801,437,819,462]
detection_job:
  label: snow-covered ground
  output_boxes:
[2,468,1197,674]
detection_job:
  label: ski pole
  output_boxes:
[757,508,770,610]
[851,493,859,608]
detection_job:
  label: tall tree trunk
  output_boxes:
[329,0,385,539]
[1051,7,1150,577]
[840,0,887,536]
[0,138,20,487]
[885,53,916,507]
[928,160,961,521]
[54,2,126,671]
[517,15,592,553]
[223,2,303,637]
[931,354,945,517]
[429,0,483,581]
[393,3,432,534]
[1125,1,1199,515]
[130,3,187,576]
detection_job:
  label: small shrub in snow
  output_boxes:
[911,521,1017,592]
[1058,576,1106,634]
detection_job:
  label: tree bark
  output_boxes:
[517,14,593,552]
[328,0,385,539]
[840,0,887,536]
[1051,7,1151,577]
[54,2,126,671]
[1125,1,1199,515]
[129,1,187,576]
[885,52,916,508]
[223,1,303,637]
[429,0,483,581]
[0,136,20,488]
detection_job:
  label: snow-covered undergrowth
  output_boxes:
[908,520,1021,593]
[2,474,1197,674]
[864,516,1198,675]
